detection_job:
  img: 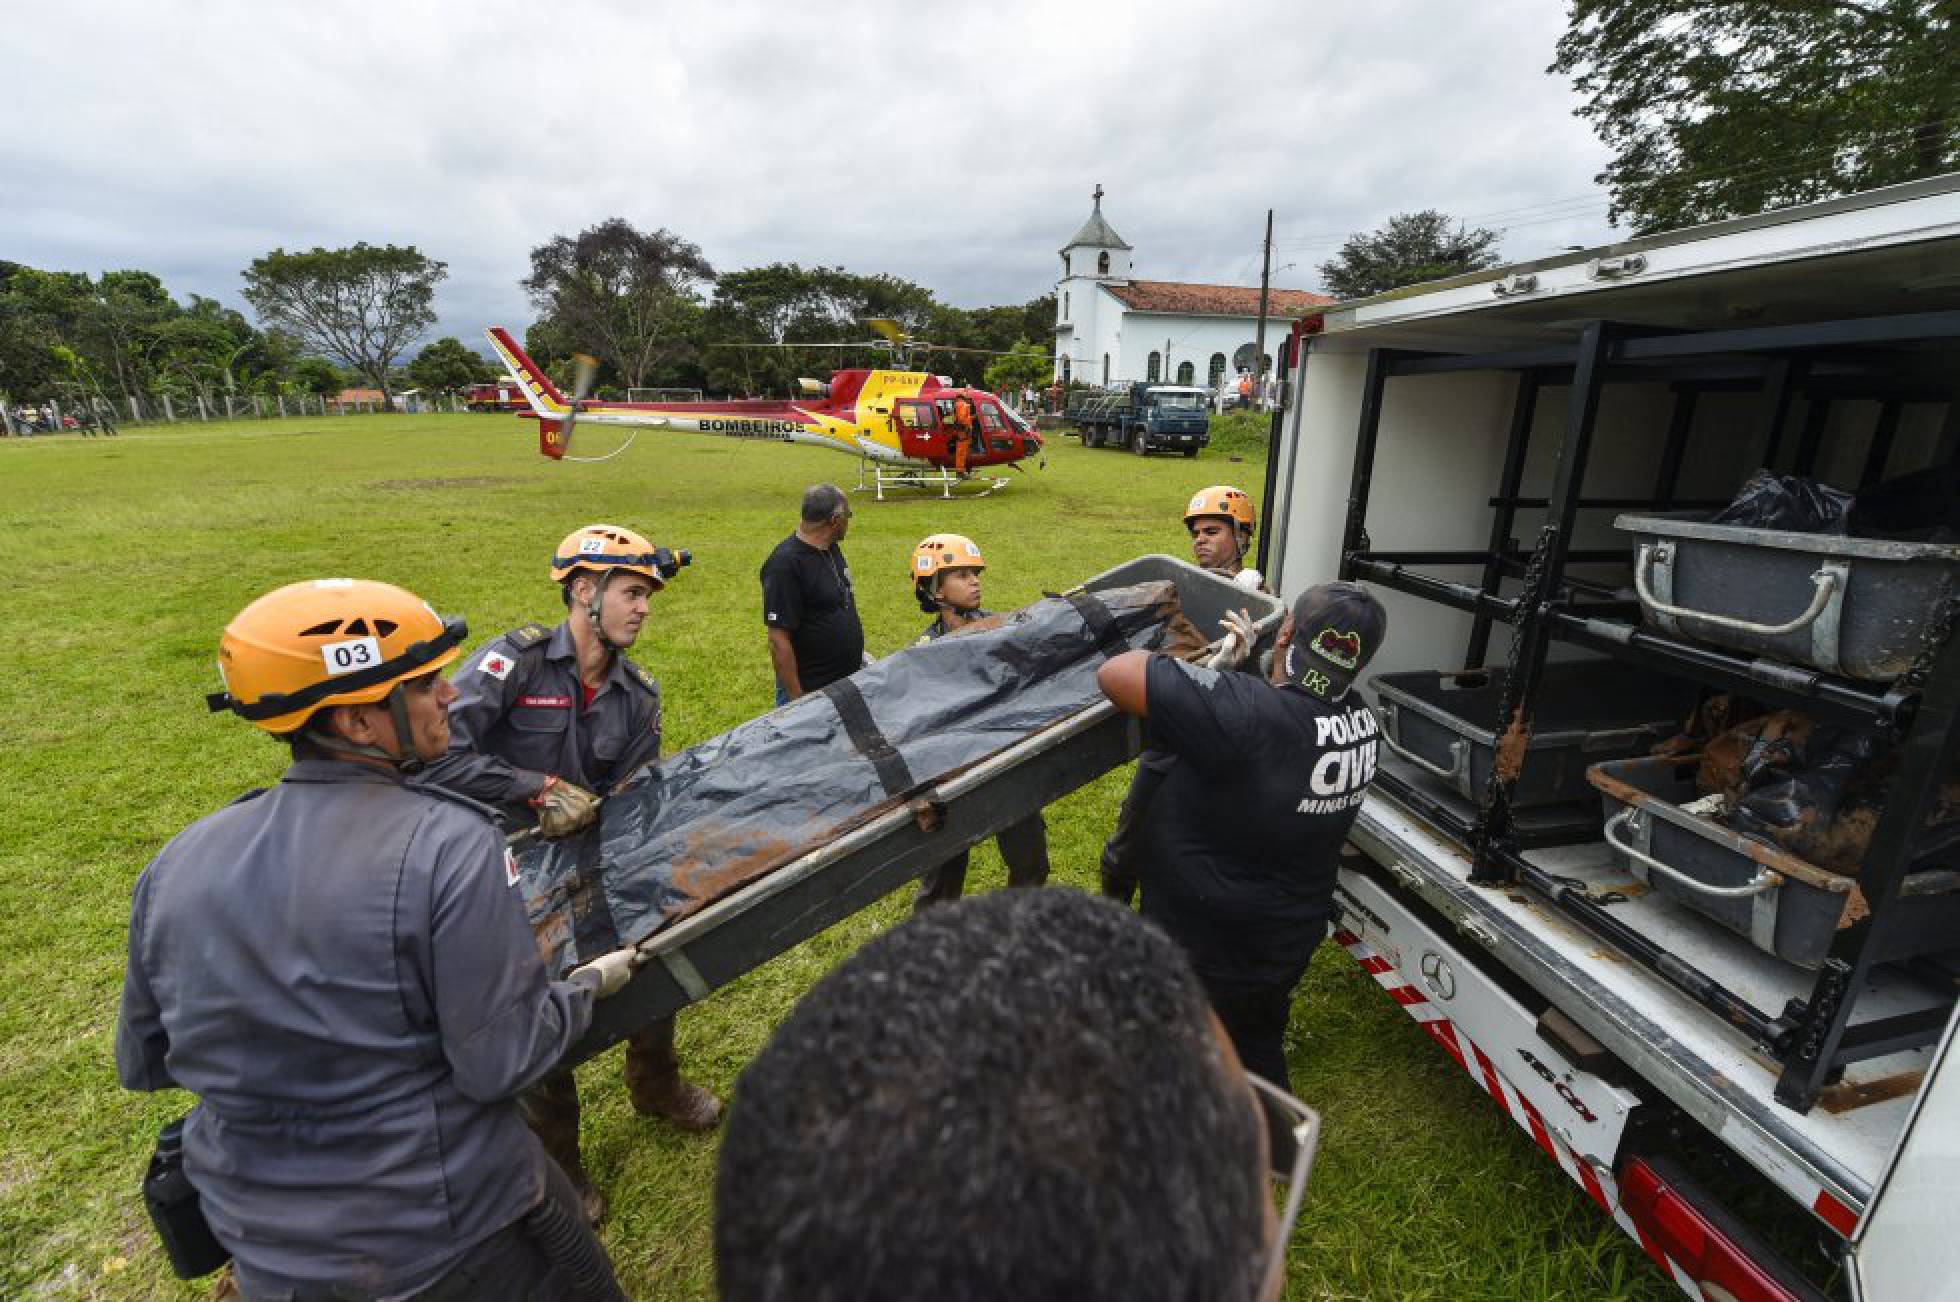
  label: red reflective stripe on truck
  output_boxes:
[1810,1190,1857,1238]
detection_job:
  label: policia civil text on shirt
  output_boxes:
[117,578,630,1300]
[904,533,1051,911]
[762,483,865,703]
[420,524,720,1225]
[1100,485,1269,905]
[1097,581,1386,1089]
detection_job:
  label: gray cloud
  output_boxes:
[2,0,1618,348]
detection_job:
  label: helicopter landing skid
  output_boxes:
[854,461,1011,501]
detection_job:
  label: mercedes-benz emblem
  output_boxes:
[1419,950,1456,1000]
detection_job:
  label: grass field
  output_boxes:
[0,413,1674,1300]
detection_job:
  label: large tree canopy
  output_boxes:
[241,243,446,407]
[1552,1,1957,233]
[522,219,713,391]
[407,336,494,394]
[1317,211,1504,300]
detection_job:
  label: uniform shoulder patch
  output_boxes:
[505,623,551,649]
[624,659,659,693]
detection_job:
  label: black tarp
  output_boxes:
[515,579,1203,976]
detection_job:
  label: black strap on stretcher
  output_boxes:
[823,679,918,798]
[1056,589,1127,658]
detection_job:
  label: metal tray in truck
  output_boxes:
[1617,513,1960,682]
[566,554,1282,1066]
[1372,661,1697,809]
[1589,754,1960,970]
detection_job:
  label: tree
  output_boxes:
[241,244,446,408]
[983,340,1053,395]
[1316,211,1504,300]
[1552,1,1957,233]
[408,337,492,394]
[522,219,712,391]
[292,358,344,398]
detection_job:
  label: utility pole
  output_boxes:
[1251,208,1274,407]
[1165,336,1172,383]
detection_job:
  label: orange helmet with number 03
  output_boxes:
[550,523,665,589]
[911,533,987,585]
[1183,484,1256,538]
[205,579,468,734]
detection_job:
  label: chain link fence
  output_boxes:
[0,390,471,436]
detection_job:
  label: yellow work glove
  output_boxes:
[530,775,600,838]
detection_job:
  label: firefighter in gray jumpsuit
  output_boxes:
[422,523,720,1224]
[117,577,635,1300]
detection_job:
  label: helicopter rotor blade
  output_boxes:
[559,353,599,451]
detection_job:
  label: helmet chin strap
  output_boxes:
[310,684,424,772]
[585,570,623,655]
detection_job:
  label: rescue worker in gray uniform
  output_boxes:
[117,578,634,1300]
[905,533,1051,911]
[422,523,720,1224]
[1101,486,1269,905]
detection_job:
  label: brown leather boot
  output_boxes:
[624,1017,722,1131]
[517,1068,607,1224]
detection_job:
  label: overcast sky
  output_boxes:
[4,0,1620,348]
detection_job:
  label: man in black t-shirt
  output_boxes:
[761,483,866,704]
[1097,581,1387,1089]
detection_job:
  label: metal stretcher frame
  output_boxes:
[570,698,1143,1065]
[565,553,1286,1067]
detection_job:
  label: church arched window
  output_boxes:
[1097,251,1110,275]
[1147,352,1162,382]
[1062,253,1071,276]
[1102,353,1110,384]
[1208,353,1227,386]
[1063,292,1069,320]
[1061,357,1071,383]
[1176,361,1194,385]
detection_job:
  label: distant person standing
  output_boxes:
[762,484,865,704]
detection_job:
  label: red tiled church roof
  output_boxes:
[1105,279,1334,317]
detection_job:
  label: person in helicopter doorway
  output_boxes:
[907,533,1050,912]
[947,394,977,474]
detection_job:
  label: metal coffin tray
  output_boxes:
[1371,661,1697,809]
[568,555,1278,1066]
[1617,513,1960,682]
[1588,755,1960,970]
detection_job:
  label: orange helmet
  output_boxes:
[911,533,986,585]
[1184,485,1256,538]
[551,523,668,589]
[206,579,467,734]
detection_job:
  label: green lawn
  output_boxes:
[0,414,1672,1300]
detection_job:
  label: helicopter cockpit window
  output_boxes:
[978,402,1004,432]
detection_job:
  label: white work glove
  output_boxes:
[570,947,641,999]
[1233,568,1264,592]
[1204,608,1257,671]
[530,775,600,839]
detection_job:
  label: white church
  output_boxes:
[1053,187,1332,391]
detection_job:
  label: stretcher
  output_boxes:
[560,555,1284,1067]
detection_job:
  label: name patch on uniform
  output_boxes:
[518,694,572,708]
[479,652,515,681]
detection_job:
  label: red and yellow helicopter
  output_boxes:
[485,326,1044,498]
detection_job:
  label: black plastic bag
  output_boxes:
[1710,469,1853,535]
[515,580,1202,976]
[1847,465,1960,542]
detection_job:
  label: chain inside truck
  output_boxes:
[1265,174,1960,1302]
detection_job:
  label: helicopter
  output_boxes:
[485,325,1044,499]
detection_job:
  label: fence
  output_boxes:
[0,391,473,436]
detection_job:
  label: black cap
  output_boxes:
[1283,582,1386,700]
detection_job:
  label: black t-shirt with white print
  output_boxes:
[1135,654,1380,989]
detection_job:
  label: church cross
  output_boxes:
[1092,183,1104,206]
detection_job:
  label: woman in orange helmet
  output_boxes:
[907,533,1050,909]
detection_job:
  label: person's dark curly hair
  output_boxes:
[715,887,1267,1302]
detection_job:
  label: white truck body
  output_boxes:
[1267,174,1960,1302]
